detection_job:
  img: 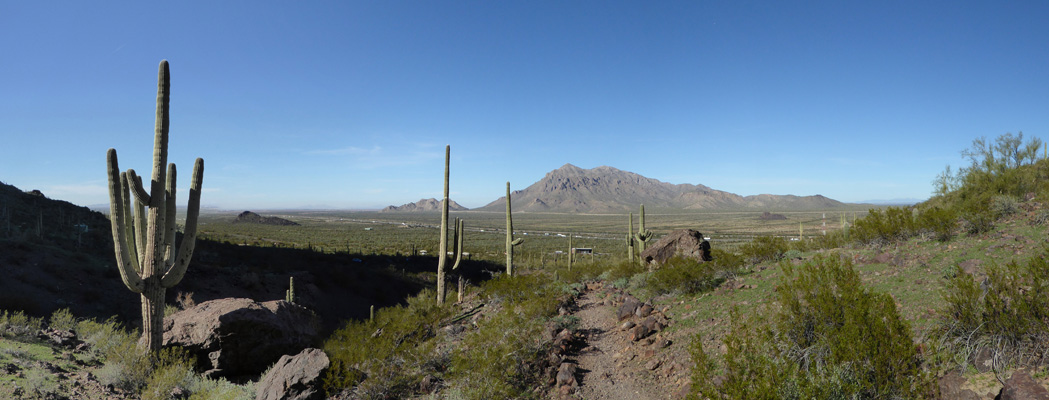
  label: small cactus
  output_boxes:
[106,60,204,352]
[634,204,653,264]
[285,276,295,304]
[505,182,523,276]
[568,234,573,271]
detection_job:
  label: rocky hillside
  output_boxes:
[476,164,847,213]
[381,198,468,212]
[232,211,299,226]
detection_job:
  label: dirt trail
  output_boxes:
[569,288,670,400]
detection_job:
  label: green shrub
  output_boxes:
[738,236,788,264]
[990,195,1020,218]
[141,347,197,400]
[48,308,77,332]
[187,377,255,400]
[644,256,729,296]
[0,310,43,340]
[322,289,454,398]
[692,255,935,399]
[597,259,646,282]
[916,206,957,242]
[851,206,917,245]
[939,251,1049,368]
[447,279,562,398]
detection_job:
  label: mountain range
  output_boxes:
[387,164,850,213]
[381,198,469,212]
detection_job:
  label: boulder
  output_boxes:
[255,348,330,400]
[999,371,1049,400]
[937,371,981,400]
[639,229,711,265]
[617,297,640,321]
[163,298,320,378]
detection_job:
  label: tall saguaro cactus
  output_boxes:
[505,182,523,276]
[437,146,450,304]
[627,212,635,263]
[106,60,204,352]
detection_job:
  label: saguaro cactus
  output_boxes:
[634,204,653,262]
[437,146,450,304]
[505,182,524,276]
[106,60,204,352]
[627,212,635,263]
[568,234,573,271]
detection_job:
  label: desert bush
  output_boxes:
[0,309,43,340]
[851,206,917,245]
[187,377,255,400]
[322,289,454,398]
[961,211,995,235]
[738,235,789,264]
[915,206,957,242]
[990,195,1020,218]
[597,259,646,282]
[691,255,936,399]
[48,308,77,332]
[644,256,730,296]
[446,275,563,399]
[939,251,1049,369]
[24,367,61,399]
[141,347,197,400]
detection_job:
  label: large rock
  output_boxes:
[255,348,330,400]
[999,371,1049,400]
[639,229,711,265]
[163,298,320,378]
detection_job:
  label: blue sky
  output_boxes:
[2,1,1048,209]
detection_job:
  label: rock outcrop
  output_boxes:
[233,211,300,226]
[255,348,330,400]
[163,298,320,378]
[639,229,711,265]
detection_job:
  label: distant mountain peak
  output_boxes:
[478,164,848,213]
[381,198,468,212]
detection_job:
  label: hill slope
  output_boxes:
[477,164,847,213]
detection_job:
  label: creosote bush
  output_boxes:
[643,255,734,296]
[940,250,1049,369]
[738,235,788,264]
[691,255,936,399]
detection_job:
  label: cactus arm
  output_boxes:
[512,238,524,246]
[126,169,152,206]
[119,172,141,272]
[437,145,450,304]
[163,163,177,264]
[132,173,148,263]
[162,158,202,288]
[107,149,145,293]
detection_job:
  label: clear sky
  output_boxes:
[2,1,1048,210]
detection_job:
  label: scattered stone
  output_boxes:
[556,362,578,387]
[620,321,636,331]
[629,325,651,341]
[39,328,79,348]
[255,348,330,400]
[645,358,662,370]
[618,297,640,321]
[636,304,653,318]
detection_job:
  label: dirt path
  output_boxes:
[569,288,669,400]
